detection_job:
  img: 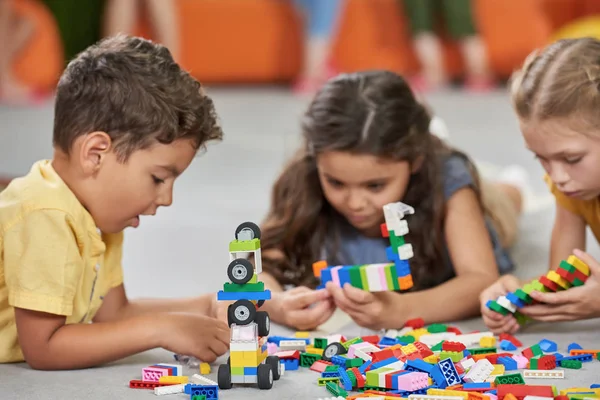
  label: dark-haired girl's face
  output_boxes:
[316,150,414,237]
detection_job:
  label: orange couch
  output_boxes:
[12,0,600,87]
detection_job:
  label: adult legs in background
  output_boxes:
[441,0,494,91]
[0,0,36,104]
[402,0,447,91]
[103,0,181,62]
[293,0,343,94]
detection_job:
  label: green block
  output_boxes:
[223,282,265,292]
[384,264,395,290]
[431,341,444,351]
[349,266,364,289]
[300,352,321,368]
[387,264,401,291]
[342,337,363,349]
[346,357,364,368]
[560,359,582,369]
[568,395,594,400]
[488,300,510,315]
[326,381,348,398]
[397,335,415,344]
[528,344,543,357]
[559,260,576,273]
[515,311,530,325]
[440,351,463,362]
[531,281,548,292]
[347,370,357,387]
[231,367,244,375]
[468,347,497,355]
[494,373,525,385]
[325,365,339,372]
[515,289,532,304]
[522,283,534,295]
[192,396,207,400]
[248,274,258,284]
[229,238,261,252]
[427,323,448,333]
[318,377,340,386]
[389,230,405,250]
[530,357,539,369]
[573,278,585,287]
[314,338,328,349]
[359,266,370,291]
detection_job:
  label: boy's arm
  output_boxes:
[93,284,215,322]
[14,307,163,370]
[548,202,586,270]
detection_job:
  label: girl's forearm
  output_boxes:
[398,273,497,325]
[30,314,163,370]
[121,295,214,319]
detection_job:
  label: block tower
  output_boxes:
[216,222,281,390]
[312,201,415,292]
[487,254,590,322]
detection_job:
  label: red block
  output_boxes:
[351,367,365,388]
[497,384,554,400]
[499,333,522,347]
[442,341,467,352]
[537,355,556,370]
[454,362,465,375]
[539,276,560,292]
[404,318,425,329]
[372,347,403,363]
[380,223,389,237]
[361,335,381,345]
[275,350,300,360]
[129,380,176,389]
[386,370,407,389]
[446,326,463,335]
[414,341,434,358]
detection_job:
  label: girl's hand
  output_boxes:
[277,286,336,330]
[326,282,404,331]
[520,249,600,321]
[479,274,522,334]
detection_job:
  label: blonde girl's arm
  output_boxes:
[548,201,586,271]
[400,187,500,324]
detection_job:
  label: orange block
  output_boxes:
[312,260,328,278]
[398,275,414,290]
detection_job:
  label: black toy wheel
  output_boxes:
[235,222,261,241]
[257,363,274,389]
[255,311,270,337]
[218,364,232,389]
[266,356,281,380]
[228,300,256,326]
[256,300,265,308]
[227,258,254,284]
[322,342,346,361]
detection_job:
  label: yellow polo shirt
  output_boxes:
[0,160,124,363]
[545,175,600,242]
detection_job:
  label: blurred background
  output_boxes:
[2,0,600,299]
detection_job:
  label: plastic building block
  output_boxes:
[159,376,188,384]
[199,363,211,375]
[130,380,176,389]
[523,369,564,379]
[463,359,494,383]
[190,375,217,386]
[154,384,186,395]
[538,339,557,353]
[494,373,525,385]
[560,359,582,369]
[216,289,271,301]
[500,340,517,351]
[438,358,460,386]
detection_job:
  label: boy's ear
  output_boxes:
[79,132,112,174]
[411,155,424,174]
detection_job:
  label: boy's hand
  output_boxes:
[521,249,600,321]
[479,274,522,334]
[277,286,336,330]
[160,313,230,363]
[326,282,403,331]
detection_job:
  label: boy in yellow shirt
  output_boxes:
[0,34,229,369]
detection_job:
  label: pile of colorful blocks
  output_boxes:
[313,202,415,292]
[486,254,590,322]
[266,318,600,400]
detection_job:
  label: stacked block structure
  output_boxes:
[216,222,281,390]
[313,202,415,292]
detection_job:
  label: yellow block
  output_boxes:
[159,376,189,384]
[408,328,429,340]
[547,270,571,289]
[200,362,211,375]
[560,388,600,396]
[295,331,310,338]
[230,350,261,367]
[428,388,468,399]
[568,255,591,276]
[423,354,439,364]
[401,344,418,355]
[479,337,496,348]
[306,347,324,356]
[491,364,505,375]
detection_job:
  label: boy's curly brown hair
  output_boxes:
[53,34,222,160]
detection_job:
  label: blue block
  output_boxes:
[267,336,310,345]
[337,367,353,391]
[217,290,271,301]
[321,371,339,378]
[331,355,347,367]
[386,246,398,261]
[359,360,372,374]
[390,371,411,390]
[152,364,176,376]
[438,358,460,386]
[318,268,333,289]
[562,354,593,362]
[591,384,600,389]
[337,267,352,287]
[538,339,558,352]
[281,358,299,371]
[497,356,518,371]
[486,390,498,396]
[506,292,526,308]
[394,259,411,276]
[568,342,583,352]
[464,383,492,390]
[405,359,434,374]
[500,340,517,351]
[429,364,448,389]
[551,353,564,361]
[379,337,400,347]
[244,367,258,375]
[185,385,219,400]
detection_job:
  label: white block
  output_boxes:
[354,349,373,362]
[231,323,258,341]
[523,397,555,400]
[385,329,399,339]
[523,370,565,379]
[398,244,414,260]
[190,374,218,386]
[154,384,186,395]
[459,357,476,370]
[366,264,384,291]
[451,332,494,347]
[464,359,494,383]
[418,332,457,347]
[408,395,463,400]
[279,340,306,351]
[496,296,517,313]
[230,342,258,351]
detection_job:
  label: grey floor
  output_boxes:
[1,87,600,399]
